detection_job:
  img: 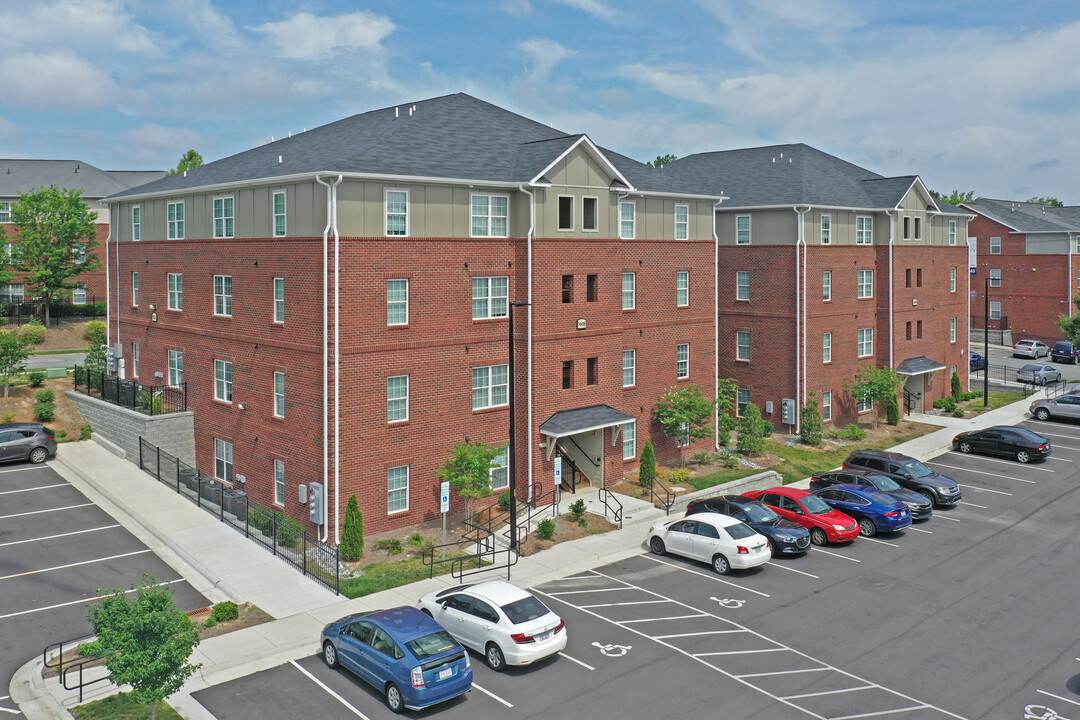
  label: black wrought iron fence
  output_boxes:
[138,437,339,594]
[969,362,1069,397]
[74,365,187,416]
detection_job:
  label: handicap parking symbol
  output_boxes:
[710,596,745,609]
[1025,704,1072,720]
[591,641,632,657]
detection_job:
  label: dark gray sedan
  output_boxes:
[0,423,57,464]
[1016,363,1061,385]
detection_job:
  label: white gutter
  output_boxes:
[886,210,896,370]
[713,199,723,449]
[314,174,342,543]
[792,206,809,432]
[332,175,342,544]
[518,185,535,502]
[1070,235,1075,318]
[105,208,113,348]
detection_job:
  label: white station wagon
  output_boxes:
[647,512,770,575]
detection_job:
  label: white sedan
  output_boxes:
[417,580,566,671]
[647,513,770,575]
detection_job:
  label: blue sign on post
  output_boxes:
[440,481,450,513]
[554,456,563,485]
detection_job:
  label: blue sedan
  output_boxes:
[321,606,472,713]
[812,484,912,537]
[970,351,987,371]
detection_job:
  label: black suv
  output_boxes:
[842,449,960,507]
[0,423,57,465]
[1051,340,1080,364]
[809,470,933,520]
[686,495,811,555]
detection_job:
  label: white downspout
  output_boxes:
[1069,235,1074,317]
[314,174,340,543]
[105,206,113,347]
[887,210,896,370]
[517,186,536,502]
[801,210,808,407]
[713,199,722,449]
[332,175,342,544]
[792,206,807,434]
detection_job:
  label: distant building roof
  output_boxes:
[962,198,1080,233]
[0,160,163,200]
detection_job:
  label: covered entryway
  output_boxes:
[539,404,635,492]
[897,356,947,415]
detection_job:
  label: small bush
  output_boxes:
[498,491,513,511]
[536,518,555,540]
[638,440,657,489]
[691,451,715,465]
[800,395,823,446]
[211,601,239,622]
[136,390,165,414]
[35,388,55,404]
[21,319,46,344]
[83,320,106,343]
[952,408,965,418]
[722,454,739,469]
[77,640,103,657]
[2,412,15,422]
[933,397,957,412]
[963,390,982,401]
[28,371,46,387]
[56,430,67,439]
[886,396,900,425]
[80,424,92,440]
[569,498,587,527]
[840,423,866,440]
[34,402,55,422]
[202,616,217,629]
[670,467,691,484]
[339,495,364,562]
[375,538,403,555]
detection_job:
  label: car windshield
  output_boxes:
[868,475,901,491]
[741,503,779,523]
[405,630,458,659]
[725,522,757,540]
[1021,364,1040,372]
[864,491,896,506]
[900,459,934,478]
[501,595,551,625]
[800,495,832,515]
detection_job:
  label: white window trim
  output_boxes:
[387,465,409,514]
[677,343,689,379]
[167,273,183,311]
[950,267,957,293]
[167,350,183,388]
[990,301,1002,320]
[387,278,409,326]
[858,328,874,358]
[619,201,636,240]
[72,285,87,305]
[213,275,233,317]
[213,196,235,239]
[274,459,285,507]
[622,349,636,388]
[822,270,832,302]
[676,270,689,307]
[822,390,832,422]
[132,342,140,379]
[557,194,574,232]
[736,270,750,301]
[214,438,234,484]
[272,191,287,238]
[990,269,1002,288]
[856,216,873,245]
[490,447,509,491]
[622,420,636,460]
[903,216,911,240]
[950,318,957,343]
[674,204,689,240]
[388,374,409,423]
[736,215,751,245]
[273,371,285,418]
[385,188,409,237]
[472,276,509,320]
[857,269,874,299]
[273,277,284,324]
[214,359,233,403]
[823,332,832,364]
[167,200,185,240]
[132,271,139,307]
[622,272,636,310]
[472,364,509,410]
[990,236,1001,254]
[914,216,922,241]
[581,196,599,233]
[736,388,750,418]
[949,220,957,246]
[821,214,831,245]
[736,331,750,362]
[470,192,510,238]
[132,205,141,242]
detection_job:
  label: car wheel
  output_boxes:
[322,641,339,669]
[385,682,405,714]
[810,527,828,546]
[858,517,877,537]
[711,554,730,575]
[28,447,48,464]
[1035,408,1051,421]
[958,441,973,454]
[649,537,666,555]
[919,490,937,508]
[420,608,432,618]
[1016,449,1031,464]
[486,642,506,671]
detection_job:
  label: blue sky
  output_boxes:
[2,0,1079,202]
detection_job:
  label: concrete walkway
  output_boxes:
[10,394,1037,719]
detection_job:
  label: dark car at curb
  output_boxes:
[969,351,988,372]
[1051,340,1080,364]
[685,495,811,555]
[0,423,57,465]
[809,471,933,521]
[842,449,961,508]
[953,426,1051,464]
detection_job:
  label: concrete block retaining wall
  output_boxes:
[66,391,195,466]
[668,469,783,515]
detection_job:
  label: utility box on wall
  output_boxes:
[308,482,324,525]
[781,398,796,425]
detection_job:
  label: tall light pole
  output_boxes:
[507,301,530,551]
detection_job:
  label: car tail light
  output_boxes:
[554,619,566,634]
[1039,443,1049,451]
[885,511,899,517]
[465,653,471,670]
[737,545,749,554]
[46,432,55,440]
[510,632,535,644]
[412,666,425,687]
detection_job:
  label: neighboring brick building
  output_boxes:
[104,94,723,538]
[961,199,1080,344]
[0,160,163,304]
[668,145,972,424]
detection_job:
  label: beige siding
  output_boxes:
[718,209,797,246]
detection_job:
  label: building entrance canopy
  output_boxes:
[539,404,636,438]
[896,356,947,376]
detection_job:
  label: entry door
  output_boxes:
[904,376,924,414]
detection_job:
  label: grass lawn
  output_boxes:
[71,693,182,720]
[339,551,484,599]
[964,392,1026,413]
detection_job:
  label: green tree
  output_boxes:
[799,392,823,446]
[929,189,977,206]
[1056,296,1080,345]
[0,328,32,398]
[3,187,100,326]
[951,369,962,400]
[844,364,906,430]
[84,319,107,367]
[339,494,364,562]
[1027,196,1064,207]
[435,440,501,517]
[638,439,656,490]
[647,154,678,168]
[166,149,204,176]
[716,377,739,445]
[86,574,201,720]
[886,395,900,425]
[653,384,716,465]
[736,402,768,455]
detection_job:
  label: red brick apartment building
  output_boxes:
[104,94,723,538]
[962,199,1080,343]
[667,145,972,424]
[0,160,163,304]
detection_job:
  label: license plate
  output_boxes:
[537,630,552,641]
[438,667,452,680]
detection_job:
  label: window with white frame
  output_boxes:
[823,332,832,363]
[490,447,509,491]
[72,285,86,305]
[619,202,635,239]
[132,272,139,306]
[167,273,183,310]
[990,236,1001,254]
[1077,269,1080,288]
[736,271,750,301]
[582,197,598,231]
[132,342,140,378]
[822,270,831,301]
[388,375,408,423]
[0,202,10,223]
[950,365,956,378]
[677,422,690,447]
[903,216,911,240]
[168,350,183,387]
[214,275,233,316]
[472,364,508,409]
[949,220,957,245]
[557,195,574,231]
[736,331,750,361]
[622,349,636,387]
[273,191,286,237]
[676,271,689,307]
[856,216,873,244]
[950,267,957,292]
[822,390,832,422]
[821,214,831,244]
[990,301,1001,320]
[387,465,409,513]
[0,284,23,303]
[273,278,284,323]
[622,421,635,460]
[675,204,689,240]
[857,269,873,298]
[214,360,233,402]
[950,317,957,343]
[73,243,86,264]
[990,269,1001,287]
[213,197,234,239]
[387,279,408,325]
[472,276,508,319]
[132,206,141,241]
[274,371,285,417]
[857,396,872,413]
[857,327,874,357]
[386,190,408,236]
[914,217,922,241]
[677,343,689,378]
[274,460,285,506]
[214,439,234,483]
[167,201,184,240]
[736,215,751,244]
[472,194,509,237]
[736,388,750,417]
[622,272,635,310]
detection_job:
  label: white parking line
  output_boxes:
[1026,429,1080,440]
[620,614,707,624]
[957,501,988,509]
[696,648,786,656]
[580,600,671,609]
[0,707,19,715]
[0,549,152,581]
[765,562,819,579]
[557,652,594,670]
[0,524,121,548]
[735,667,829,679]
[0,502,94,520]
[861,537,900,548]
[1036,689,1080,709]
[547,586,628,596]
[810,547,861,562]
[958,483,1012,496]
[935,515,961,522]
[643,555,771,597]
[832,706,928,719]
[0,467,45,474]
[940,453,1052,474]
[472,682,513,708]
[0,482,68,495]
[653,629,746,639]
[783,684,874,701]
[0,578,186,620]
[909,527,933,534]
[289,660,371,719]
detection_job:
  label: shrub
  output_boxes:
[933,397,957,412]
[28,371,46,387]
[80,424,92,440]
[21,319,46,344]
[77,640,103,657]
[691,451,715,465]
[202,616,217,629]
[498,491,513,511]
[35,388,55,404]
[670,467,691,484]
[339,495,364,562]
[722,454,739,469]
[250,508,304,549]
[840,423,866,440]
[951,370,963,400]
[952,408,965,418]
[83,320,107,343]
[736,403,768,455]
[56,430,67,439]
[375,538,402,555]
[535,518,555,540]
[211,601,239,622]
[2,412,15,422]
[569,498,587,527]
[638,440,656,489]
[800,395,823,446]
[136,390,165,415]
[34,402,55,422]
[886,395,900,425]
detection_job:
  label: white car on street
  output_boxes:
[1013,339,1050,359]
[647,513,770,575]
[417,580,566,671]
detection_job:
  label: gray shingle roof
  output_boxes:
[897,356,947,376]
[0,159,161,199]
[963,198,1080,233]
[539,404,636,438]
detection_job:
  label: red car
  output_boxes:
[742,487,859,546]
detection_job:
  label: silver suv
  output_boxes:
[0,423,57,464]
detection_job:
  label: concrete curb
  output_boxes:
[9,656,75,720]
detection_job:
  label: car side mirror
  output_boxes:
[792,507,804,515]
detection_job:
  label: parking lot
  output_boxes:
[0,461,208,718]
[193,414,1080,719]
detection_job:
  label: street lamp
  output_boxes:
[507,301,530,551]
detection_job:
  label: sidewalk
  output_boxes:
[10,394,1036,719]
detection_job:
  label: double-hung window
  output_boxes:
[856,216,873,244]
[822,270,832,301]
[132,206,141,241]
[736,215,751,244]
[274,460,285,506]
[167,273,183,310]
[823,332,832,363]
[622,272,635,310]
[472,276,508,319]
[622,421,636,460]
[821,214,831,244]
[214,439,234,484]
[949,220,957,245]
[214,275,233,316]
[167,201,184,239]
[676,343,689,378]
[736,388,750,417]
[0,202,10,223]
[857,328,874,357]
[490,448,509,491]
[72,285,86,305]
[950,318,957,343]
[386,190,408,236]
[132,272,139,306]
[676,271,689,307]
[214,360,233,402]
[168,350,183,387]
[990,301,1001,320]
[822,391,832,422]
[274,371,285,418]
[736,271,750,300]
[990,236,1001,254]
[622,349,636,387]
[387,466,409,513]
[857,396,872,413]
[674,204,689,240]
[471,194,509,237]
[857,269,873,298]
[73,243,86,264]
[990,269,1001,288]
[388,375,408,423]
[619,202,635,239]
[273,278,284,323]
[472,364,508,409]
[132,342,140,378]
[950,267,957,292]
[273,191,286,237]
[213,197,234,238]
[736,331,750,361]
[387,279,408,325]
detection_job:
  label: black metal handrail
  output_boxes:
[421,539,517,582]
[564,436,600,469]
[43,636,111,704]
[598,487,623,528]
[62,651,112,703]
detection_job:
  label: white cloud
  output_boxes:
[518,38,576,83]
[696,0,864,61]
[0,116,21,143]
[113,124,205,165]
[0,52,120,111]
[499,0,533,15]
[0,0,162,56]
[554,0,617,23]
[250,11,395,62]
